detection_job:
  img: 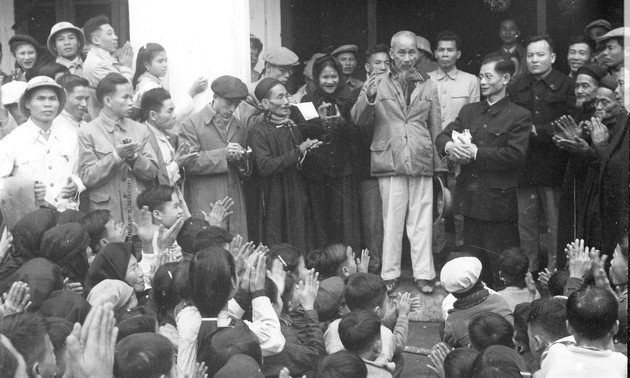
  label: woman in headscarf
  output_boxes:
[298,55,360,250]
[86,279,137,314]
[38,289,91,324]
[12,257,64,310]
[84,242,145,297]
[0,208,59,293]
[39,223,90,288]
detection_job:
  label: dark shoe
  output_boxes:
[415,279,434,294]
[385,278,399,294]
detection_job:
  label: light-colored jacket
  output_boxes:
[351,72,447,177]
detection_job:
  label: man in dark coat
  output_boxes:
[436,56,532,289]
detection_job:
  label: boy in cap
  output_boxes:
[179,75,251,240]
[0,76,83,211]
[440,255,513,348]
[332,44,363,91]
[47,22,85,76]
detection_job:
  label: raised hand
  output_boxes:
[525,271,537,301]
[394,292,411,317]
[589,117,609,144]
[589,249,616,297]
[1,281,31,316]
[156,216,185,252]
[356,249,370,273]
[267,259,287,297]
[188,77,209,97]
[135,205,155,246]
[298,269,319,311]
[235,241,255,280]
[250,253,267,292]
[0,228,12,262]
[427,342,451,378]
[184,362,208,378]
[174,142,199,168]
[566,239,591,280]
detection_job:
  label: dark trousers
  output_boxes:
[463,217,520,290]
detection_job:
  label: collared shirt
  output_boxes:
[56,56,84,76]
[55,110,86,134]
[83,45,133,88]
[132,73,195,123]
[345,76,364,92]
[0,118,81,209]
[146,122,180,185]
[428,67,480,129]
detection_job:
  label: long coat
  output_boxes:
[436,98,532,222]
[179,105,250,239]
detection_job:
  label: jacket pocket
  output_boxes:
[89,191,110,204]
[370,140,395,175]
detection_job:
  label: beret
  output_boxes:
[584,19,612,34]
[47,22,85,55]
[8,35,40,50]
[331,44,358,57]
[597,27,629,44]
[440,256,482,293]
[254,77,284,102]
[18,76,67,118]
[210,75,248,99]
[576,63,608,82]
[262,47,299,66]
[599,74,618,92]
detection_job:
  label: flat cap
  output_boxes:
[440,256,482,293]
[262,47,299,66]
[210,75,248,99]
[416,36,434,57]
[597,27,629,44]
[584,19,612,34]
[599,74,618,92]
[331,44,359,57]
[254,77,284,102]
[1,81,28,105]
[47,22,85,56]
[18,76,66,118]
[576,63,608,82]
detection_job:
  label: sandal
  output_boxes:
[385,278,399,294]
[415,279,434,294]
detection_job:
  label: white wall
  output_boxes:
[0,0,15,75]
[249,0,282,75]
[128,0,251,112]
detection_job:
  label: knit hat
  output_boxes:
[440,256,482,293]
[254,77,284,102]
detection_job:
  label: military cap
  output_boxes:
[599,74,618,92]
[262,47,299,66]
[47,22,85,56]
[584,19,612,34]
[19,76,67,117]
[210,75,248,99]
[597,27,629,44]
[576,63,608,82]
[331,44,359,57]
[416,35,434,57]
[254,77,284,102]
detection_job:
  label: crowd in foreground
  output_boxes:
[0,11,627,378]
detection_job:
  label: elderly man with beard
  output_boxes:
[351,30,446,294]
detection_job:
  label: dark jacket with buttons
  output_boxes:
[508,69,575,187]
[436,97,532,222]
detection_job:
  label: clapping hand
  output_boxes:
[115,42,134,68]
[297,269,319,311]
[589,249,616,298]
[156,216,185,255]
[356,249,370,273]
[553,115,582,139]
[116,139,138,160]
[174,142,199,168]
[202,197,234,227]
[427,342,451,378]
[184,362,208,378]
[188,77,209,98]
[587,117,609,144]
[267,258,287,298]
[566,239,593,280]
[0,228,12,262]
[394,292,412,317]
[1,281,31,316]
[135,206,155,247]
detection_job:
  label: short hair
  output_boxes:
[79,209,112,253]
[83,15,110,44]
[390,30,417,49]
[498,247,529,286]
[189,248,235,317]
[480,55,516,76]
[365,43,389,61]
[192,227,234,252]
[471,345,529,378]
[250,36,263,52]
[114,333,174,378]
[338,310,382,354]
[435,30,462,51]
[527,298,569,341]
[176,218,210,255]
[307,244,347,279]
[566,285,618,340]
[96,72,129,103]
[56,73,90,94]
[568,35,595,54]
[512,302,531,348]
[28,63,69,81]
[197,323,262,377]
[344,273,387,311]
[315,350,367,378]
[139,87,171,123]
[45,316,73,353]
[0,312,49,377]
[547,270,569,297]
[469,312,514,351]
[443,348,478,378]
[527,33,555,54]
[136,185,175,212]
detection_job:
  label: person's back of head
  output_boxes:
[116,315,158,343]
[338,310,381,359]
[315,350,367,378]
[197,322,262,377]
[512,302,531,352]
[79,209,113,254]
[0,313,56,378]
[498,248,529,288]
[468,312,514,351]
[114,333,175,378]
[471,345,529,378]
[567,285,618,343]
[192,227,233,252]
[443,347,478,378]
[176,218,210,255]
[526,297,569,360]
[189,248,235,317]
[307,244,354,279]
[344,273,387,313]
[547,270,569,296]
[151,262,180,322]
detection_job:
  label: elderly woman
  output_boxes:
[84,242,145,298]
[298,55,360,250]
[8,35,54,81]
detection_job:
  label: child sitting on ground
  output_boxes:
[496,247,539,311]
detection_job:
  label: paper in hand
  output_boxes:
[292,102,319,121]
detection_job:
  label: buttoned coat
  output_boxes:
[436,98,532,222]
[351,72,447,177]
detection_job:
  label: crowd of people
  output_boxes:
[0,11,627,378]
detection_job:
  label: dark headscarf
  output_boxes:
[40,223,90,284]
[306,55,356,120]
[116,316,157,343]
[13,258,64,310]
[39,289,91,324]
[84,242,133,295]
